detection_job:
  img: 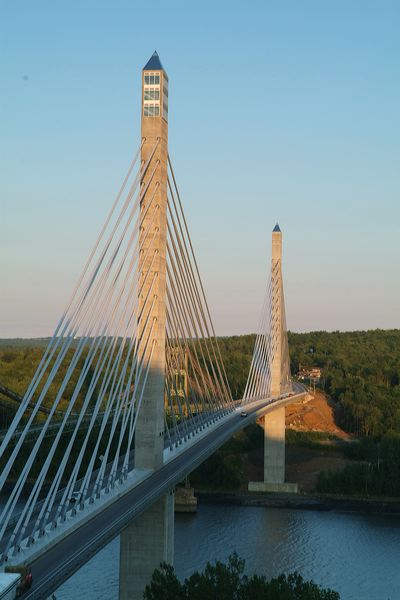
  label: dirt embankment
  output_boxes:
[285,390,349,438]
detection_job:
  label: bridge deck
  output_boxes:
[8,386,307,600]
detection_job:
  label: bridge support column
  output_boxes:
[248,408,297,493]
[119,493,174,600]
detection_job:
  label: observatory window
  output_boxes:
[143,72,166,119]
[143,72,161,117]
[144,104,160,117]
[144,88,160,101]
[144,72,160,85]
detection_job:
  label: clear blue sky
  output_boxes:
[1,0,399,337]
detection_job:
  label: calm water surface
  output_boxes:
[52,504,400,600]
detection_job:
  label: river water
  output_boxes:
[54,503,400,600]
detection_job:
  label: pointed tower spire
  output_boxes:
[273,223,281,232]
[143,51,165,73]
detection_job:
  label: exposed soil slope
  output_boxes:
[285,390,350,439]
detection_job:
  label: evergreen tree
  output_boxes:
[143,553,340,600]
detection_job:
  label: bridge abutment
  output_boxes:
[119,493,174,600]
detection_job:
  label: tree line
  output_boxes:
[1,329,399,438]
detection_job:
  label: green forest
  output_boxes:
[1,329,400,497]
[1,329,400,437]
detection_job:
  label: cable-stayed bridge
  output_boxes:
[0,52,308,599]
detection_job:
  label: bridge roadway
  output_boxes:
[19,384,307,600]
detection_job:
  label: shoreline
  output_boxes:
[195,490,400,515]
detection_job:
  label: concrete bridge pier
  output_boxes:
[248,409,298,493]
[119,493,174,600]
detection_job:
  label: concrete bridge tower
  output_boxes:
[249,224,298,493]
[119,51,174,600]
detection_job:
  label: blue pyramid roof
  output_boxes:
[143,51,165,72]
[273,223,281,232]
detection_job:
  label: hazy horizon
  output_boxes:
[1,326,400,343]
